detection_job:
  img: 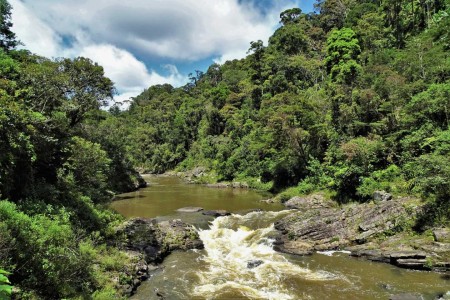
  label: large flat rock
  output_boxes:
[176,207,204,213]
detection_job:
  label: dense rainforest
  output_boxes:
[0,0,449,298]
[123,2,450,218]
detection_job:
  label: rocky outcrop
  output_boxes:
[202,210,231,217]
[274,194,450,272]
[176,167,207,183]
[373,190,393,202]
[283,193,336,210]
[115,218,203,295]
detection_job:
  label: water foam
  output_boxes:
[192,211,337,299]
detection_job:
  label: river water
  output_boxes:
[112,176,449,300]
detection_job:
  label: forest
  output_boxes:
[0,0,449,298]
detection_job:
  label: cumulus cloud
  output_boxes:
[79,44,187,100]
[10,0,302,102]
[10,0,62,57]
[14,0,300,61]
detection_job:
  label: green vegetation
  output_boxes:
[0,1,142,298]
[119,0,450,226]
[1,0,450,298]
[0,269,12,300]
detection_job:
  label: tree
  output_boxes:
[280,8,302,25]
[325,28,361,83]
[0,0,18,50]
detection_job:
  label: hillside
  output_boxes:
[120,1,450,225]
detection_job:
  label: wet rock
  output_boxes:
[274,239,314,256]
[373,190,393,202]
[389,293,424,300]
[350,249,390,263]
[395,258,429,270]
[247,260,264,269]
[273,197,442,272]
[116,217,203,263]
[206,183,230,188]
[176,207,204,213]
[202,210,231,217]
[433,228,450,243]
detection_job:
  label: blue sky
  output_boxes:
[11,0,315,103]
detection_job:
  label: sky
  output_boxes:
[11,0,315,104]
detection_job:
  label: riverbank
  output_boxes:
[273,193,450,273]
[113,217,203,296]
[134,173,449,273]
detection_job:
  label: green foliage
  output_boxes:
[357,164,407,198]
[2,0,450,296]
[0,0,18,51]
[59,136,112,203]
[0,269,11,300]
[325,28,362,83]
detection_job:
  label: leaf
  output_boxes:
[0,275,10,285]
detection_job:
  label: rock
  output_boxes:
[273,197,443,272]
[395,258,428,269]
[355,229,376,243]
[176,207,204,213]
[116,217,203,264]
[247,260,264,269]
[273,239,314,256]
[433,228,450,243]
[192,167,206,177]
[373,190,393,202]
[389,251,427,259]
[202,210,231,217]
[206,183,230,188]
[283,193,335,210]
[350,249,390,263]
[380,283,393,291]
[261,198,276,203]
[389,293,424,300]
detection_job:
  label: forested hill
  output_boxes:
[120,1,449,222]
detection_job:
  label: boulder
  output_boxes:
[176,207,204,213]
[116,217,203,263]
[373,190,393,202]
[202,210,231,217]
[247,260,264,269]
[283,193,335,210]
[433,228,450,243]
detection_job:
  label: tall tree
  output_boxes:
[0,0,18,50]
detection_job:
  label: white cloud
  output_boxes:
[78,44,187,104]
[10,0,301,102]
[10,0,62,57]
[14,0,300,61]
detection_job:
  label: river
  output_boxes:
[111,176,449,300]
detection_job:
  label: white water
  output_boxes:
[193,211,338,300]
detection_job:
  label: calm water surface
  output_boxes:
[112,176,450,300]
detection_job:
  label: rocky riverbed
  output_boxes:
[274,193,450,273]
[113,218,203,296]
